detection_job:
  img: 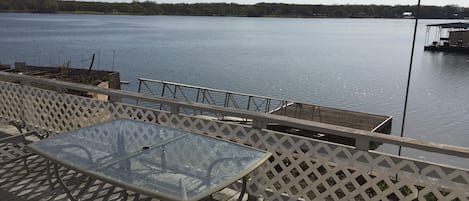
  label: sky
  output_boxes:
[85,0,469,7]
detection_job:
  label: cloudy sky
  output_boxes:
[85,0,468,7]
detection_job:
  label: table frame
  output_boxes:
[27,120,271,201]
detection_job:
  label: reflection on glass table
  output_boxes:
[28,119,271,201]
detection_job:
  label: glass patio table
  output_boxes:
[27,119,271,201]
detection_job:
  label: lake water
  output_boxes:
[1,13,468,168]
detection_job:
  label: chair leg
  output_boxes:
[237,177,248,201]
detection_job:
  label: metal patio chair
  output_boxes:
[0,121,45,165]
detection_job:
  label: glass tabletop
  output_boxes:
[27,119,271,201]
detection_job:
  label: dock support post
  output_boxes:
[160,83,166,110]
[355,138,370,151]
[252,119,267,130]
[136,79,142,105]
[170,105,180,114]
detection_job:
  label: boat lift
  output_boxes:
[425,22,469,52]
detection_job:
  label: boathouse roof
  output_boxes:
[427,22,469,29]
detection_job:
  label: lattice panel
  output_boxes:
[16,84,162,133]
[0,81,24,122]
[152,114,469,201]
[1,80,469,201]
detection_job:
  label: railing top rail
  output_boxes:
[138,77,289,102]
[2,71,469,158]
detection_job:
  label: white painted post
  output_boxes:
[252,119,267,130]
[170,105,180,114]
[355,138,370,150]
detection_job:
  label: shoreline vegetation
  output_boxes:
[1,0,468,19]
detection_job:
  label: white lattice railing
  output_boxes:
[1,71,469,201]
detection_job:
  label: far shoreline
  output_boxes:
[1,1,468,20]
[0,10,462,20]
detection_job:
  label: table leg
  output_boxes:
[52,164,93,201]
[237,177,247,201]
[161,145,166,172]
[120,191,129,200]
[46,160,55,189]
[23,155,31,173]
[76,176,94,199]
[53,163,79,201]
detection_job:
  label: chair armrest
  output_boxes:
[0,129,41,144]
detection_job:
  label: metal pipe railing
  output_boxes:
[137,78,291,114]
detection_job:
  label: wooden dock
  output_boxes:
[0,62,121,101]
[269,103,392,148]
[136,78,393,149]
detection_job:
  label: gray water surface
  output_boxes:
[1,13,468,167]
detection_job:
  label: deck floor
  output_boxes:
[0,123,245,201]
[0,155,245,201]
[1,155,151,201]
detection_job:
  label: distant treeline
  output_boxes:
[1,0,468,19]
